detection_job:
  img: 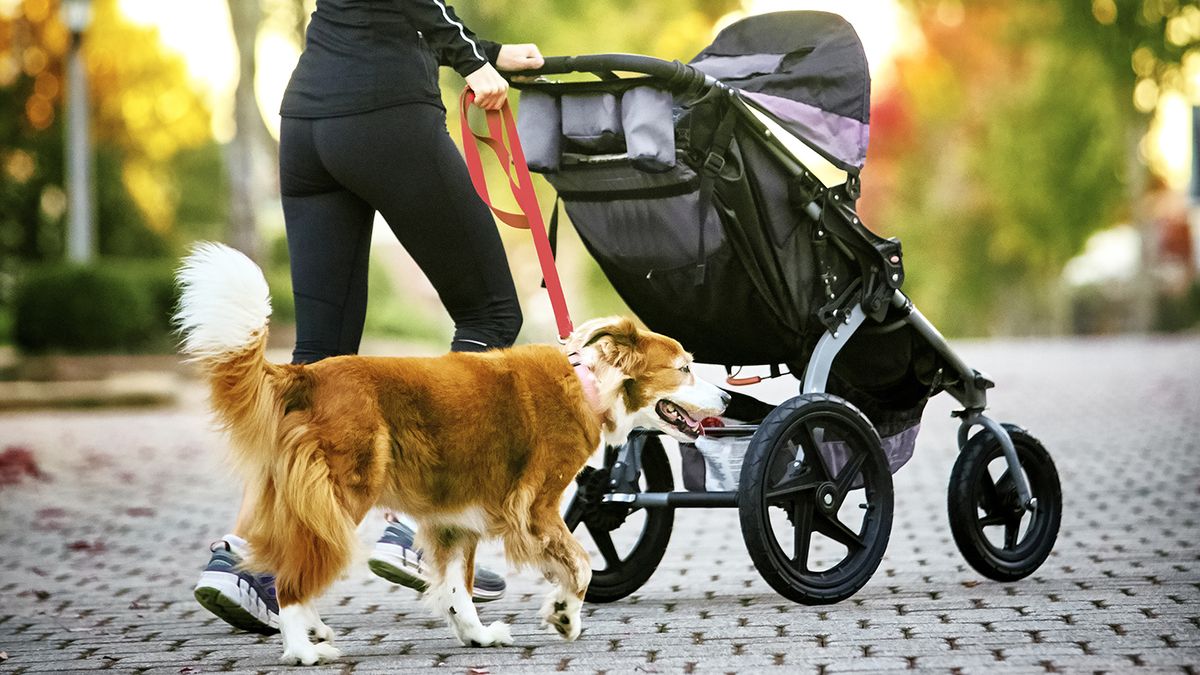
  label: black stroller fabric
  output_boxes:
[517,10,937,471]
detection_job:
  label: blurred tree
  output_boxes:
[0,0,214,263]
[225,0,277,262]
[866,0,1194,334]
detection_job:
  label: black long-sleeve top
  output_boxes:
[280,0,502,118]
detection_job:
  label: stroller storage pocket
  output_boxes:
[562,92,623,152]
[515,89,562,172]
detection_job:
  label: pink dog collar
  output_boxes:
[568,352,604,418]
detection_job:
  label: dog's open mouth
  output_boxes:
[656,399,703,438]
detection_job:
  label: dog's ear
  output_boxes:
[571,317,643,373]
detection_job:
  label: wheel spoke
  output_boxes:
[978,472,1001,512]
[978,513,1007,527]
[815,512,864,550]
[587,522,622,570]
[1003,517,1021,549]
[563,497,585,531]
[765,472,822,503]
[795,422,831,480]
[832,451,866,500]
[791,499,815,572]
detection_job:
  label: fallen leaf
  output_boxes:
[179,667,199,674]
[125,507,155,518]
[128,601,146,610]
[0,651,8,661]
[0,446,46,487]
[36,507,67,519]
[66,540,108,554]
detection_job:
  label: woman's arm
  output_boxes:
[399,0,496,77]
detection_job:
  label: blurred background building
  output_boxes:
[0,0,1197,357]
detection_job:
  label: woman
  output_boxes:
[193,0,544,634]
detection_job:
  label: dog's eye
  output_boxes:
[679,365,690,374]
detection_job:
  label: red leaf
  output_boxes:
[0,446,46,487]
[66,540,108,554]
[125,507,156,517]
[36,507,67,519]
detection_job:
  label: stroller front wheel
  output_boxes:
[738,393,894,604]
[947,424,1061,581]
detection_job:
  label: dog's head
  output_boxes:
[567,317,729,443]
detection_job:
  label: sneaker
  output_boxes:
[368,518,506,602]
[194,540,280,634]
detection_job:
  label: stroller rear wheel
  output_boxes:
[948,424,1061,581]
[563,435,675,603]
[738,394,894,604]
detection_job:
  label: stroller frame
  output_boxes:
[511,53,1059,604]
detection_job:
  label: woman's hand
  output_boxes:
[496,44,544,72]
[464,63,509,110]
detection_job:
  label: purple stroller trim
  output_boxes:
[740,90,869,171]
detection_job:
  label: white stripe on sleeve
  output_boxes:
[432,0,484,62]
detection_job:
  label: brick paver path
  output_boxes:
[1,337,1197,673]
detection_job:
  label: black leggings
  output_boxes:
[279,102,521,364]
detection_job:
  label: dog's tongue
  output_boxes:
[678,406,703,434]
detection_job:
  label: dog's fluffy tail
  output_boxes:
[175,243,356,604]
[175,242,278,456]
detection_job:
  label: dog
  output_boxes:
[174,243,728,665]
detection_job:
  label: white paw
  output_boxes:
[482,620,514,646]
[457,620,513,647]
[310,622,336,644]
[312,641,341,661]
[279,640,340,666]
[539,594,582,641]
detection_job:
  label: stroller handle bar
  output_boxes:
[507,54,717,96]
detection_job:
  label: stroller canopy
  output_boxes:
[690,11,871,173]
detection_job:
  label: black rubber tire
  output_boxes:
[564,436,675,603]
[738,393,894,604]
[948,424,1061,582]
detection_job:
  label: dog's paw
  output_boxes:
[279,640,340,666]
[460,621,513,648]
[539,594,583,641]
[309,621,336,644]
[312,642,341,661]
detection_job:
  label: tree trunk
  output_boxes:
[225,0,276,262]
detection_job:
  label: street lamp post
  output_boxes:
[62,0,94,263]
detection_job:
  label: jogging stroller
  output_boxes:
[508,11,1062,604]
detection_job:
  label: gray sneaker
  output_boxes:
[193,540,279,634]
[368,519,506,602]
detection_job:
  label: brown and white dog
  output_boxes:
[175,243,727,665]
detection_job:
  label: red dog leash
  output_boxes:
[459,88,574,342]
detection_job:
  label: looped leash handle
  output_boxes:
[459,88,574,341]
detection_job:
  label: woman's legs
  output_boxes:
[312,103,522,352]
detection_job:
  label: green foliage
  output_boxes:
[362,262,452,344]
[173,141,232,240]
[873,2,1143,335]
[13,261,181,353]
[0,304,12,346]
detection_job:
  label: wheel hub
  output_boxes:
[815,482,838,513]
[575,466,633,531]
